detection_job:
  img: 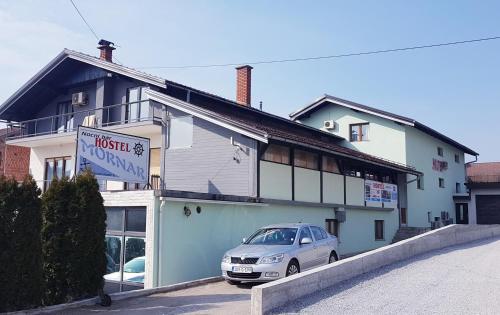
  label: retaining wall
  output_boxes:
[251,224,500,315]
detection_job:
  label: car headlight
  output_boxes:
[222,255,231,263]
[260,253,284,264]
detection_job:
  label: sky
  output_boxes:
[0,0,499,162]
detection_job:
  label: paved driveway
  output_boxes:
[65,281,253,315]
[274,237,500,315]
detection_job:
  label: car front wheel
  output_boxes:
[329,251,338,264]
[285,260,300,277]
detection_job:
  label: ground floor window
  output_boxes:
[375,220,384,240]
[325,219,339,238]
[44,156,73,191]
[104,207,146,293]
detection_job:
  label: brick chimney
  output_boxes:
[236,65,253,106]
[97,39,115,62]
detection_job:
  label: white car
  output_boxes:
[104,256,145,283]
[221,223,339,284]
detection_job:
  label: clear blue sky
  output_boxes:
[0,0,499,162]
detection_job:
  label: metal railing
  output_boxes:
[6,100,162,140]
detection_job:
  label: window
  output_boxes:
[44,157,73,191]
[439,178,445,188]
[417,175,424,190]
[325,219,339,238]
[322,155,340,173]
[454,154,460,163]
[294,149,319,170]
[437,147,443,157]
[456,182,461,193]
[344,167,362,178]
[262,144,290,164]
[349,123,369,142]
[169,115,193,149]
[310,226,325,241]
[104,207,146,292]
[365,172,379,181]
[55,101,74,133]
[375,220,384,240]
[126,87,150,122]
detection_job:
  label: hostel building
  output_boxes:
[1,43,427,292]
[290,95,478,228]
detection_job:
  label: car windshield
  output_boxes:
[123,257,145,273]
[245,228,298,245]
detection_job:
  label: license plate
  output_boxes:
[232,266,253,273]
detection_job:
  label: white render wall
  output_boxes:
[30,143,76,184]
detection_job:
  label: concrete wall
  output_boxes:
[251,224,500,315]
[155,199,394,287]
[259,161,292,200]
[405,126,467,227]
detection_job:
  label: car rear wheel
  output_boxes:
[226,279,241,285]
[329,251,338,264]
[286,260,300,277]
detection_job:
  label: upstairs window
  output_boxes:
[456,182,461,193]
[126,87,150,122]
[262,144,290,165]
[44,157,73,191]
[294,149,319,170]
[350,123,369,142]
[437,147,444,157]
[417,175,424,190]
[439,178,445,188]
[322,156,340,173]
[454,154,460,163]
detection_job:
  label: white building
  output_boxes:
[290,94,478,228]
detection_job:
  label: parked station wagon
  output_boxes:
[221,223,339,284]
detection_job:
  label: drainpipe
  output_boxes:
[156,198,167,287]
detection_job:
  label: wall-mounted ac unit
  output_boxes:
[323,120,335,130]
[72,92,88,107]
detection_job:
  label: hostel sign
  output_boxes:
[365,180,398,203]
[76,126,150,183]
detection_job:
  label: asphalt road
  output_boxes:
[64,281,253,315]
[274,237,500,315]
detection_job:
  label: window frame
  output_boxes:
[44,156,73,191]
[105,207,146,291]
[454,154,460,163]
[417,175,424,190]
[349,123,369,142]
[374,220,385,241]
[455,182,461,193]
[325,219,339,238]
[437,147,444,157]
[439,177,445,188]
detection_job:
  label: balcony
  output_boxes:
[6,100,163,147]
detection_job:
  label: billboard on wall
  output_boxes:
[365,179,398,203]
[76,126,150,183]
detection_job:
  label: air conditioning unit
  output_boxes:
[323,120,335,130]
[72,92,88,107]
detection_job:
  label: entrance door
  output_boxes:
[400,207,407,226]
[455,203,469,224]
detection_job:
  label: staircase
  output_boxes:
[391,227,431,244]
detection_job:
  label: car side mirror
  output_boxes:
[242,238,246,243]
[300,237,312,245]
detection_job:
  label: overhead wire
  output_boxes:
[137,36,500,70]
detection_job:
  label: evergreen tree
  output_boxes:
[42,177,78,305]
[72,170,106,298]
[0,176,18,311]
[11,176,43,309]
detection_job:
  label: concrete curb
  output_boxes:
[7,276,223,314]
[251,224,500,315]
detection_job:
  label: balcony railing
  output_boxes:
[6,100,163,140]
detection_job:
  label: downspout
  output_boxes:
[157,198,167,287]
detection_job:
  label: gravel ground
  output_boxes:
[274,237,500,315]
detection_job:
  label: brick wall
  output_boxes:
[0,131,30,181]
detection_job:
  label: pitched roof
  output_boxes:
[466,162,500,184]
[290,94,479,156]
[0,49,420,175]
